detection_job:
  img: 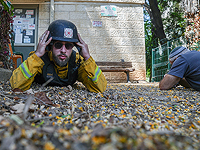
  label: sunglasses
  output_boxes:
[54,42,74,50]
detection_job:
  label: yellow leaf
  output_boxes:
[44,142,55,150]
[92,136,106,145]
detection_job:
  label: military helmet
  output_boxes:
[48,20,79,43]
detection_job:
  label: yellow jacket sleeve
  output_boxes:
[77,56,107,93]
[9,53,44,91]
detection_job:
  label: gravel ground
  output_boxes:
[0,81,200,150]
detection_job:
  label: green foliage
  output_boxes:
[161,1,186,40]
[144,0,186,81]
[0,0,14,68]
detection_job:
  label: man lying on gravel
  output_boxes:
[159,46,200,91]
[9,20,107,93]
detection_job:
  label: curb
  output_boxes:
[0,68,12,81]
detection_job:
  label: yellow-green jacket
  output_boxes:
[9,51,107,93]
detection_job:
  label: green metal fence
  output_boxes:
[151,38,187,82]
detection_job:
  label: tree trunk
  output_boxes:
[148,0,166,44]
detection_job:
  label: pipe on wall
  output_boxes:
[50,0,54,23]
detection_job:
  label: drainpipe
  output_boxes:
[50,0,54,23]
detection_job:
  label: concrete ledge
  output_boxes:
[107,81,159,87]
[0,68,12,81]
[12,0,145,4]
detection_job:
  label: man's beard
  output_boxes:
[52,52,70,67]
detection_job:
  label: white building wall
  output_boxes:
[13,0,146,82]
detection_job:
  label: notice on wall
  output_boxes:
[101,5,117,17]
[26,10,34,15]
[14,18,22,24]
[22,24,28,30]
[15,34,23,43]
[28,24,35,29]
[13,8,36,44]
[14,25,22,34]
[29,18,34,24]
[92,21,102,27]
[24,36,31,43]
[26,30,33,36]
[22,19,30,24]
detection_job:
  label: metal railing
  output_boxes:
[151,37,187,82]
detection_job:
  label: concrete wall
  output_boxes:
[12,0,146,82]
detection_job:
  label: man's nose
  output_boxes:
[60,45,66,52]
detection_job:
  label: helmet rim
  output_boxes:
[48,20,79,43]
[51,36,79,43]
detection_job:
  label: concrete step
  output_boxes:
[0,68,12,81]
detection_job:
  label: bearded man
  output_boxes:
[10,20,107,93]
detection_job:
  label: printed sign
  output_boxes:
[24,37,31,43]
[92,21,102,27]
[101,5,117,17]
[26,30,33,35]
[15,34,22,43]
[26,10,34,15]
[28,24,35,29]
[64,28,73,38]
[13,8,36,44]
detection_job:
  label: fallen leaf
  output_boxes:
[34,92,54,105]
[12,88,23,93]
[10,103,25,113]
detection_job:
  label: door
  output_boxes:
[12,4,38,66]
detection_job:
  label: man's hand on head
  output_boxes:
[75,33,90,61]
[35,30,52,58]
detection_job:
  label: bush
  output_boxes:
[0,0,14,69]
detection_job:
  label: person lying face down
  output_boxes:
[9,20,107,93]
[159,46,200,91]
